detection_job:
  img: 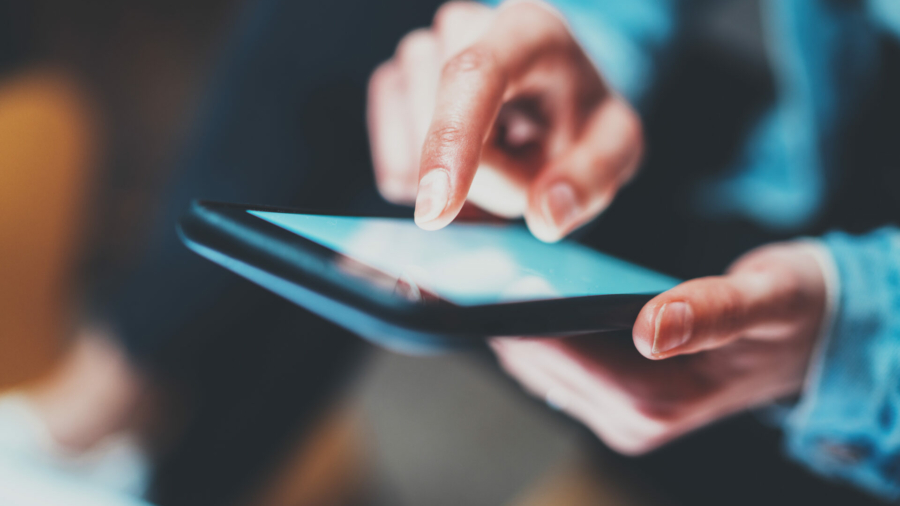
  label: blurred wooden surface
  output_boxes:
[246,404,368,506]
[0,70,96,389]
[507,457,670,506]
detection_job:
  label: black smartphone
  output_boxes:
[178,201,679,353]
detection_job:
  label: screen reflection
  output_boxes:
[250,211,679,306]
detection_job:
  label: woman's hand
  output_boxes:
[367,1,642,242]
[491,241,829,454]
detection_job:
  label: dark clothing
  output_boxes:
[84,0,442,504]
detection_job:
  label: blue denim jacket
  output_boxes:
[487,0,900,497]
[786,229,900,499]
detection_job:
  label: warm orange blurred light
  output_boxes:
[0,69,98,389]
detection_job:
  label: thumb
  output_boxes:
[632,268,805,360]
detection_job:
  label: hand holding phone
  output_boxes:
[492,241,828,454]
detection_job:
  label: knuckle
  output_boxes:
[728,243,786,273]
[431,123,465,147]
[442,47,496,79]
[429,121,467,151]
[397,29,435,63]
[713,279,747,332]
[623,375,711,427]
[368,62,395,93]
[628,388,693,428]
[771,266,810,316]
[774,264,803,294]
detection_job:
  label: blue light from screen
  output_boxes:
[250,211,678,306]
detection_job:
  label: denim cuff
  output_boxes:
[783,229,900,499]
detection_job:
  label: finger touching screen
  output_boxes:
[250,211,678,306]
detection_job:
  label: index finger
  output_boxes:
[414,2,574,229]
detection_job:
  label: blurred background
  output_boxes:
[1,0,898,505]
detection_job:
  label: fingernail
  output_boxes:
[415,169,450,225]
[652,302,693,355]
[542,181,581,232]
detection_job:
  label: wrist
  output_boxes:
[782,229,900,499]
[791,239,841,399]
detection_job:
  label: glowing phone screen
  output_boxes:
[250,211,678,306]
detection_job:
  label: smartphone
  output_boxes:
[178,201,679,353]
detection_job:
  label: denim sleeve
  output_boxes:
[483,0,684,106]
[784,227,900,499]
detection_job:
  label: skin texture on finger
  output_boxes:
[369,0,636,239]
[367,62,418,203]
[367,2,494,208]
[414,46,506,229]
[415,1,575,229]
[396,29,442,157]
[427,1,637,239]
[525,97,643,242]
[633,244,826,360]
[432,3,519,218]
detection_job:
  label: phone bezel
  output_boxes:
[178,200,666,348]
